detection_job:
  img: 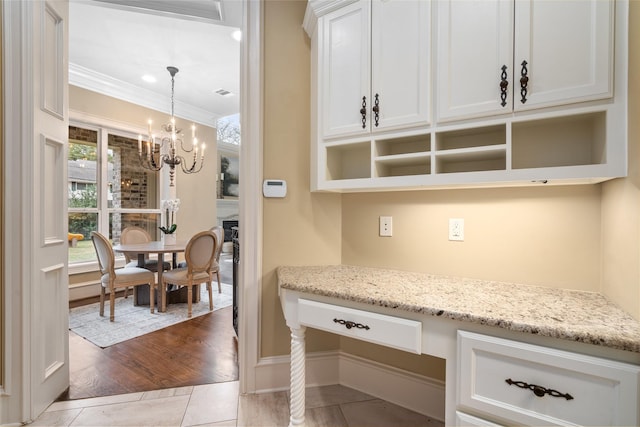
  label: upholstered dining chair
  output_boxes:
[91,231,157,321]
[162,230,218,318]
[178,225,224,293]
[210,225,224,293]
[120,226,171,298]
[121,226,172,270]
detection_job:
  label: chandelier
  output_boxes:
[138,66,205,186]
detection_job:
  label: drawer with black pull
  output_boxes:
[457,330,640,426]
[298,299,421,353]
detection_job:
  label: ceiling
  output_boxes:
[69,0,242,127]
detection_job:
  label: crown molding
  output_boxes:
[87,0,242,27]
[69,62,219,127]
[303,0,357,37]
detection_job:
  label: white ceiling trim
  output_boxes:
[88,0,241,27]
[69,62,219,127]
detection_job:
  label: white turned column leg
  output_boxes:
[289,326,306,427]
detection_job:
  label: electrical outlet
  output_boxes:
[379,216,392,237]
[449,218,464,241]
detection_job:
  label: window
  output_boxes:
[68,124,161,267]
[216,114,240,199]
[216,113,240,146]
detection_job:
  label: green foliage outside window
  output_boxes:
[69,185,98,239]
[69,142,97,161]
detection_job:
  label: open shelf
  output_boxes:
[375,153,431,177]
[435,146,506,174]
[435,125,506,174]
[315,108,621,190]
[326,142,371,181]
[375,134,430,156]
[512,112,606,169]
[373,133,431,177]
[436,124,506,151]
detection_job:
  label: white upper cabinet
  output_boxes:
[437,0,614,122]
[370,0,430,132]
[514,0,614,110]
[321,1,370,138]
[436,0,513,121]
[321,0,430,138]
[305,0,627,192]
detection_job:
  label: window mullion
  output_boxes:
[99,128,110,236]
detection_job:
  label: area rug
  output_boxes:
[69,283,233,348]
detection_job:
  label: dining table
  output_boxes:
[113,240,187,312]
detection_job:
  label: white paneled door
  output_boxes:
[30,0,70,418]
[3,0,70,422]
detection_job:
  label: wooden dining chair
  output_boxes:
[162,230,218,318]
[210,225,224,293]
[91,231,157,321]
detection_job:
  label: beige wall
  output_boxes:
[261,0,640,382]
[601,0,640,319]
[0,6,4,387]
[342,185,602,290]
[261,1,342,357]
[69,85,218,269]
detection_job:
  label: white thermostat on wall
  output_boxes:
[263,179,287,198]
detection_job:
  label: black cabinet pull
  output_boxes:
[333,318,370,330]
[520,60,529,104]
[500,65,508,107]
[360,96,367,128]
[505,378,574,400]
[373,93,380,127]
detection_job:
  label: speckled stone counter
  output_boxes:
[277,264,640,353]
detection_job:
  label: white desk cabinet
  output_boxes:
[437,0,613,122]
[457,331,640,426]
[318,0,430,139]
[278,265,640,427]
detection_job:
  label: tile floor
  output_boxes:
[29,382,444,427]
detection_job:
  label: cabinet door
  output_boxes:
[514,0,613,110]
[320,0,371,139]
[371,0,430,131]
[436,0,513,122]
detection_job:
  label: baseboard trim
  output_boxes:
[254,350,340,393]
[254,351,445,421]
[339,352,445,421]
[68,281,101,301]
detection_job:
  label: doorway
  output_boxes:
[65,0,243,401]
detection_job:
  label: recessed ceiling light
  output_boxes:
[142,74,156,83]
[215,88,234,97]
[231,30,242,42]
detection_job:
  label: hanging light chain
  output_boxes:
[138,66,206,186]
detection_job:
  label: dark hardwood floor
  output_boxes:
[59,303,238,401]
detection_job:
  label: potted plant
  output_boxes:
[160,198,180,245]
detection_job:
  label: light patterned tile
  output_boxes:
[236,391,289,427]
[188,420,237,427]
[181,381,239,426]
[46,392,145,412]
[340,399,442,427]
[27,408,82,426]
[303,385,374,409]
[69,394,190,426]
[142,386,194,400]
[305,405,348,427]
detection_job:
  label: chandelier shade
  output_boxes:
[138,66,205,186]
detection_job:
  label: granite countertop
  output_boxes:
[277,265,640,353]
